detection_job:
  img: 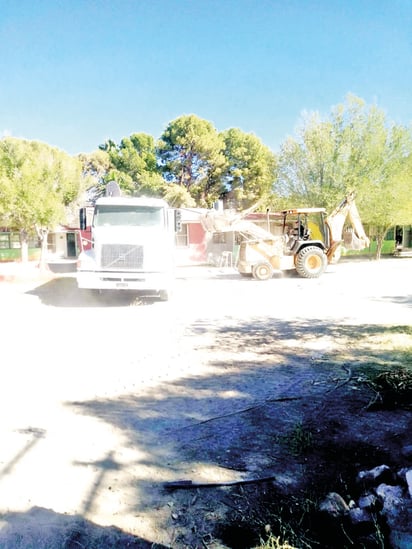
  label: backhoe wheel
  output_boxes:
[252,262,273,281]
[295,246,327,278]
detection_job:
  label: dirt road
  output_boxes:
[0,258,410,547]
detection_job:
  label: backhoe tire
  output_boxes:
[295,246,327,278]
[252,262,273,281]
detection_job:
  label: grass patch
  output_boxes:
[255,534,298,548]
[221,488,318,549]
[275,422,314,457]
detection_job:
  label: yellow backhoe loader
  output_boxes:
[201,192,370,280]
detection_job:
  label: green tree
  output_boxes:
[358,129,412,258]
[100,133,164,197]
[158,115,227,207]
[163,183,196,208]
[331,97,412,257]
[77,149,112,202]
[276,112,344,210]
[275,94,412,257]
[220,128,277,208]
[0,138,85,264]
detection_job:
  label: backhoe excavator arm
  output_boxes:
[346,200,370,249]
[325,192,370,261]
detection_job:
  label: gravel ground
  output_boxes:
[0,257,410,547]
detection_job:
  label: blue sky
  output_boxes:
[1,0,411,156]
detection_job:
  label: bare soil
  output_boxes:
[0,258,410,548]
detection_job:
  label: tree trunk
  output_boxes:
[20,230,29,263]
[375,235,384,260]
[38,229,49,272]
[374,227,390,260]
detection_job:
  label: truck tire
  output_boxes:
[295,246,327,278]
[158,289,172,301]
[252,262,273,281]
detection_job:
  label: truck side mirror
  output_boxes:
[79,208,87,230]
[174,210,182,232]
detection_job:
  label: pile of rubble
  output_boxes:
[319,452,412,548]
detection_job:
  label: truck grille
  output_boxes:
[100,244,144,270]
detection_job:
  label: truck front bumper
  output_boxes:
[76,270,174,292]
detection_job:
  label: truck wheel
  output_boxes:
[158,289,171,301]
[252,262,273,281]
[295,246,327,278]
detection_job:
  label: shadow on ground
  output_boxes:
[65,318,412,547]
[26,277,162,307]
[375,294,412,307]
[0,507,168,548]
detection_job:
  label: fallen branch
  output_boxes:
[164,475,278,491]
[325,364,353,393]
[169,396,303,433]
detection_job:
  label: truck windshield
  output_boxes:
[94,205,164,227]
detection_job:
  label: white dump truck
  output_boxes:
[77,194,180,300]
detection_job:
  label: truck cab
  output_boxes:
[77,196,179,300]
